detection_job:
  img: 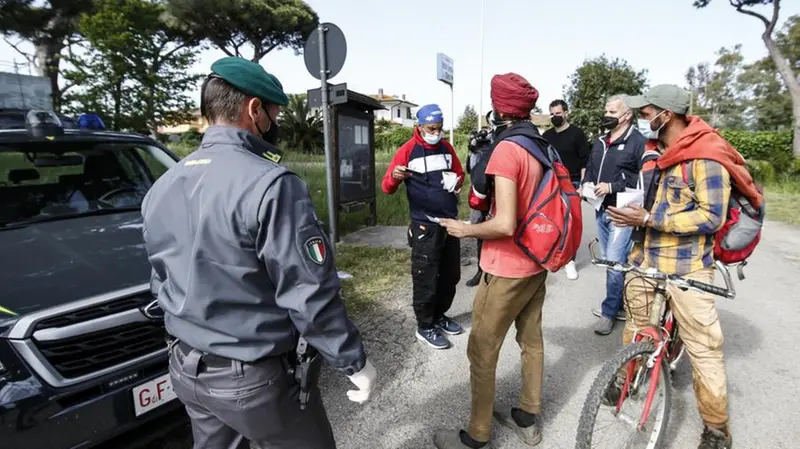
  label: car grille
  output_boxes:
[34,295,152,331]
[34,321,166,379]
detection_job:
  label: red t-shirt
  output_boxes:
[479,140,545,278]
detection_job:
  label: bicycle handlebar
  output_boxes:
[587,239,736,300]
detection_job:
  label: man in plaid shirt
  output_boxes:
[606,85,745,449]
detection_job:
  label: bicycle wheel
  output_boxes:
[576,341,672,449]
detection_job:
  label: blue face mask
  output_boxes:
[637,119,657,140]
[637,111,668,140]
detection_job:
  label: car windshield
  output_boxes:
[0,140,176,227]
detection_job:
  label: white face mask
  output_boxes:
[423,131,441,145]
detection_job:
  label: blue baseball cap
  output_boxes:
[416,104,444,125]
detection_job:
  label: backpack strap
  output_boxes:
[506,135,556,170]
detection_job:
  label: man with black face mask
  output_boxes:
[141,57,376,449]
[581,93,646,336]
[543,99,591,280]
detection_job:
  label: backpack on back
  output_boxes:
[680,160,765,265]
[506,135,583,272]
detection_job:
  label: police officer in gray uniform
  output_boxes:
[141,57,377,449]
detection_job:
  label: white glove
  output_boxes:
[346,359,377,404]
[441,171,459,193]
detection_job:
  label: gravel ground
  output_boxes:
[115,207,799,449]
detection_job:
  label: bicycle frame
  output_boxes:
[616,280,673,429]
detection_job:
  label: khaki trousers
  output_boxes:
[467,271,547,442]
[623,268,729,430]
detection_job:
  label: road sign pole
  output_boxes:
[318,24,338,244]
[449,84,454,144]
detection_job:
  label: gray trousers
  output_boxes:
[168,340,336,449]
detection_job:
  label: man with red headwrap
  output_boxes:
[435,73,548,449]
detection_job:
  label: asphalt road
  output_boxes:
[141,204,800,449]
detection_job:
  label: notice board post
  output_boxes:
[308,86,384,242]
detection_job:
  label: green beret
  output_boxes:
[209,57,289,106]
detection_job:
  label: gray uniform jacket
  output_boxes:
[141,126,367,376]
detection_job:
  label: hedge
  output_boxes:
[719,130,794,172]
[375,126,470,153]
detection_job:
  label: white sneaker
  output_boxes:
[565,261,578,280]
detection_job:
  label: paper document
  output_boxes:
[581,182,605,211]
[616,188,645,209]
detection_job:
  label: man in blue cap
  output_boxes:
[381,104,465,350]
[141,57,377,449]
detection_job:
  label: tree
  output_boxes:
[456,105,478,134]
[165,0,318,62]
[0,0,95,111]
[694,0,800,156]
[685,45,748,129]
[62,0,201,132]
[564,55,649,137]
[279,93,323,154]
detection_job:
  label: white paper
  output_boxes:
[441,171,459,193]
[581,182,605,211]
[425,215,441,223]
[361,126,369,145]
[337,271,353,280]
[616,188,645,209]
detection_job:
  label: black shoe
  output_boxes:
[698,427,732,449]
[435,315,464,336]
[416,326,450,349]
[466,270,482,287]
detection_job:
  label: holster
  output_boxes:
[288,337,322,410]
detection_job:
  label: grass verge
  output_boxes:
[289,163,471,236]
[335,244,410,314]
[764,179,800,227]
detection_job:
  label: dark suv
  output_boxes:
[0,112,186,448]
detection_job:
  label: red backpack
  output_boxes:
[680,161,765,265]
[506,135,583,272]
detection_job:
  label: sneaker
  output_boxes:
[591,308,627,322]
[465,269,483,287]
[416,326,450,349]
[594,316,615,335]
[493,407,542,446]
[698,426,732,449]
[435,315,464,336]
[564,261,578,280]
[432,429,492,449]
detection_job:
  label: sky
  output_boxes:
[1,0,798,129]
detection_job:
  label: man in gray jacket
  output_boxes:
[141,56,377,449]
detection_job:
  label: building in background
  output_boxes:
[371,89,418,127]
[157,108,208,135]
[530,113,552,134]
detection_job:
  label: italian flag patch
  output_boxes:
[304,237,326,265]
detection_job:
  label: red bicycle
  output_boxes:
[575,239,739,449]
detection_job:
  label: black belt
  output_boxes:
[168,337,291,369]
[176,341,232,368]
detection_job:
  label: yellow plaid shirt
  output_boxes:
[629,160,731,276]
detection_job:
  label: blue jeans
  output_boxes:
[596,209,633,319]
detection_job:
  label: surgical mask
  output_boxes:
[422,130,441,145]
[638,111,668,140]
[637,119,656,139]
[551,115,565,127]
[490,111,512,133]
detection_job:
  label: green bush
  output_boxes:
[375,127,413,152]
[746,159,778,184]
[720,130,794,172]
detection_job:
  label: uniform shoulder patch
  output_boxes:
[304,236,327,265]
